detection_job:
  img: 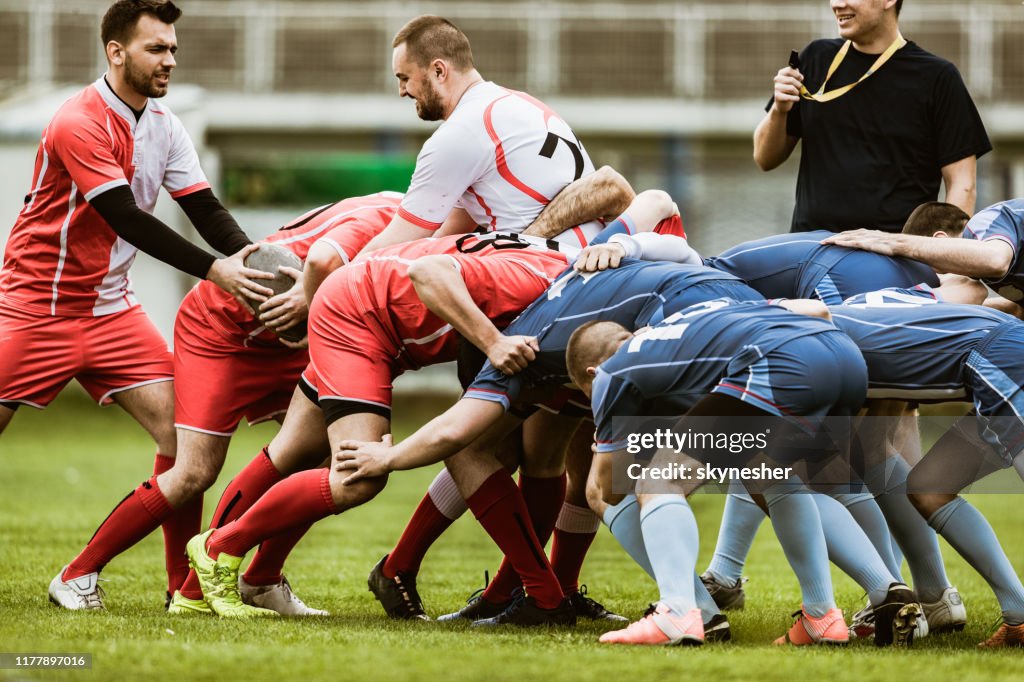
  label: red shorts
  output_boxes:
[173,290,310,435]
[0,302,173,408]
[306,275,399,414]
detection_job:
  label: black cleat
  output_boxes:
[873,583,922,647]
[704,613,732,643]
[700,571,746,611]
[471,594,576,627]
[438,593,510,623]
[367,554,428,621]
[568,585,627,622]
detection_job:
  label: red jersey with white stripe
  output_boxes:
[0,76,210,317]
[192,192,402,346]
[342,232,571,369]
[399,81,601,248]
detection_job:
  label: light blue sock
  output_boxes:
[706,492,765,585]
[640,495,699,615]
[603,494,655,579]
[764,486,835,617]
[831,491,903,581]
[603,494,721,622]
[890,534,905,575]
[929,497,1024,625]
[868,456,951,603]
[694,573,722,622]
[815,494,898,606]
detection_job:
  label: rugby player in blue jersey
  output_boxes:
[564,297,921,647]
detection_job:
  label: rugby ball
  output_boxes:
[244,243,307,343]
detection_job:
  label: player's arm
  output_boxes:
[821,230,1013,280]
[775,298,832,321]
[940,156,978,216]
[89,187,273,305]
[302,239,347,305]
[932,273,989,306]
[175,188,252,256]
[574,190,699,271]
[333,398,510,483]
[753,64,802,171]
[357,213,434,255]
[434,208,479,237]
[983,296,1024,319]
[524,166,636,239]
[408,254,539,375]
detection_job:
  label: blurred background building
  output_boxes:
[2,0,1023,348]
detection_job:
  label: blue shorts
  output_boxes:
[966,322,1024,464]
[714,330,867,419]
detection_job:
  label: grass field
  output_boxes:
[2,391,1023,681]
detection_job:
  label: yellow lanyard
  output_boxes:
[800,34,907,102]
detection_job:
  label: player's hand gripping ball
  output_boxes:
[243,244,307,343]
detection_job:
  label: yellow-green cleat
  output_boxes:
[185,530,278,619]
[167,590,213,616]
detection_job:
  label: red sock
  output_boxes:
[64,476,173,580]
[179,448,285,599]
[466,472,562,609]
[551,529,597,595]
[208,469,336,559]
[482,473,566,603]
[152,454,203,595]
[383,493,455,579]
[242,523,314,586]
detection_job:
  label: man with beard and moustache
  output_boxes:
[0,0,278,610]
[359,15,605,253]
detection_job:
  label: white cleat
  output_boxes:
[239,575,328,616]
[49,567,105,610]
[922,587,966,633]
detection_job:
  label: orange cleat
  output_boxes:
[774,607,848,646]
[978,622,1024,649]
[599,603,704,646]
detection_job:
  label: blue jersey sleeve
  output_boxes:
[465,362,521,411]
[591,368,648,453]
[963,200,1024,272]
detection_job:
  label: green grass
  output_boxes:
[2,391,1023,681]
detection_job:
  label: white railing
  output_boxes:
[0,1,1021,101]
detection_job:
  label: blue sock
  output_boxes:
[890,534,905,575]
[831,491,903,581]
[706,492,765,585]
[694,573,721,622]
[815,494,898,606]
[603,494,720,621]
[640,495,698,615]
[764,486,834,617]
[868,456,950,603]
[929,497,1024,625]
[603,494,655,579]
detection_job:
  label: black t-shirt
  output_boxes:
[770,39,991,233]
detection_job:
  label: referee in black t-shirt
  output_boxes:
[753,0,991,233]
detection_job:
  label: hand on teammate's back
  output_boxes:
[206,244,276,307]
[258,266,308,333]
[487,335,539,375]
[772,66,804,114]
[821,229,899,256]
[574,243,627,273]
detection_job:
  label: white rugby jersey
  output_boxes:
[398,81,600,248]
[0,76,210,317]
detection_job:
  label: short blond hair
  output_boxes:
[566,321,630,389]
